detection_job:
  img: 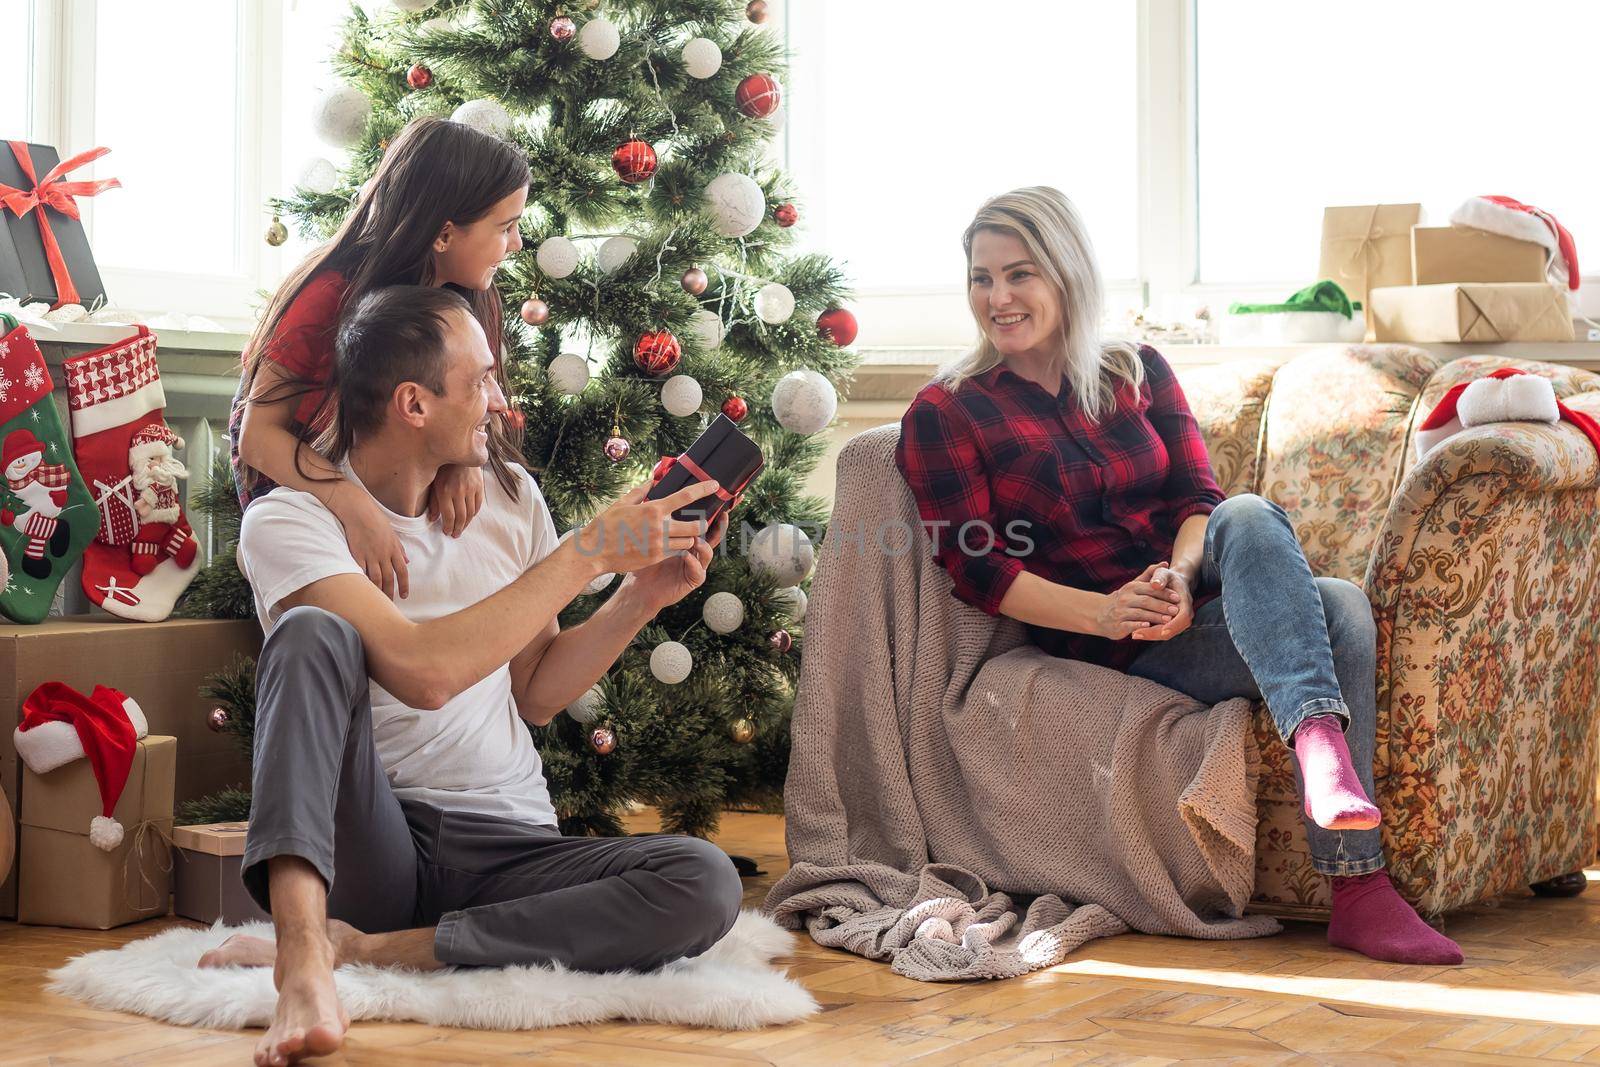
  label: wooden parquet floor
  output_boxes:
[2,810,1598,1066]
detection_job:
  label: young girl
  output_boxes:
[230,116,531,600]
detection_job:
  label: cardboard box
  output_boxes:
[1369,283,1575,343]
[18,735,175,928]
[172,821,269,925]
[1319,204,1423,332]
[1411,225,1547,286]
[0,617,261,917]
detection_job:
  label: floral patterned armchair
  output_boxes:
[1182,344,1600,916]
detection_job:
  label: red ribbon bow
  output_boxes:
[0,142,121,308]
[650,453,750,510]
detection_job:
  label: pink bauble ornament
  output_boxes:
[520,298,551,326]
[207,707,230,732]
[604,436,631,462]
[550,15,577,41]
[769,629,792,653]
[746,0,769,24]
[680,267,709,295]
[590,727,617,754]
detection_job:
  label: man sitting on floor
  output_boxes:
[207,284,742,1066]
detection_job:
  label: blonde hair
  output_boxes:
[940,186,1142,421]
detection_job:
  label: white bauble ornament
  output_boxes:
[704,172,766,238]
[567,685,604,724]
[768,103,788,132]
[391,0,439,10]
[689,310,724,350]
[578,17,621,60]
[312,86,371,148]
[451,98,514,138]
[754,282,795,324]
[547,353,590,395]
[682,37,723,79]
[776,584,808,621]
[420,15,452,32]
[559,529,617,594]
[771,369,838,434]
[749,524,815,587]
[596,235,638,274]
[535,236,580,278]
[298,157,339,195]
[650,641,694,684]
[661,374,703,418]
[703,591,745,634]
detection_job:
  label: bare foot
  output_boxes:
[255,936,348,1066]
[199,933,277,969]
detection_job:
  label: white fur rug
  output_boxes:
[47,910,818,1031]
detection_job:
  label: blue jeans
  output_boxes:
[1127,494,1385,877]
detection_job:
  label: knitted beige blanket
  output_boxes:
[762,425,1280,981]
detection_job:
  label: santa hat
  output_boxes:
[1414,367,1600,462]
[2,428,46,471]
[1450,196,1580,292]
[128,423,184,469]
[14,682,149,851]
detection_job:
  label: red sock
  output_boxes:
[1293,714,1380,830]
[1328,870,1463,965]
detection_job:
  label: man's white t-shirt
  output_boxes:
[238,461,561,827]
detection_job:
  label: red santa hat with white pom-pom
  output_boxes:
[1414,367,1600,462]
[1450,196,1580,292]
[13,682,148,851]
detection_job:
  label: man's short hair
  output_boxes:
[325,285,473,458]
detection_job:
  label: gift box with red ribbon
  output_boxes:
[647,414,764,528]
[0,141,120,309]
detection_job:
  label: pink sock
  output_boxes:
[1293,714,1380,830]
[1328,870,1464,965]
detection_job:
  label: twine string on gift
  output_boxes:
[0,143,121,308]
[121,817,175,914]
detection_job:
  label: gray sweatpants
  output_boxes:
[241,606,744,972]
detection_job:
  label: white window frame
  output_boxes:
[782,0,1600,352]
[22,0,288,329]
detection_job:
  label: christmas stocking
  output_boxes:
[0,314,98,623]
[62,326,200,622]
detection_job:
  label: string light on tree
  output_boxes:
[754,282,795,324]
[720,395,747,422]
[736,74,782,118]
[596,235,638,274]
[704,172,765,237]
[547,353,590,395]
[682,37,723,79]
[660,374,703,417]
[633,329,682,375]
[520,297,551,325]
[577,17,620,60]
[611,139,658,184]
[650,640,693,684]
[702,590,745,633]
[771,369,838,434]
[535,236,580,278]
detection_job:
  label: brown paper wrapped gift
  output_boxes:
[1369,283,1574,343]
[18,735,175,928]
[1411,225,1547,286]
[172,821,269,925]
[1318,204,1422,332]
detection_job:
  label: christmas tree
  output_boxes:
[184,0,855,838]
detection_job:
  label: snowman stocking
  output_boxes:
[0,314,98,623]
[62,326,200,622]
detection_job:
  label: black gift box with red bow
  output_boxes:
[0,141,119,308]
[647,414,764,527]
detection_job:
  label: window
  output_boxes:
[1195,0,1600,287]
[91,1,242,276]
[786,1,1139,293]
[0,0,32,141]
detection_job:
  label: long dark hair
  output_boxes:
[239,115,530,496]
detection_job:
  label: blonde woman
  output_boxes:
[894,186,1460,965]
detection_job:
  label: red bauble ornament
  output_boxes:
[721,395,748,422]
[520,298,550,326]
[773,203,798,228]
[206,707,230,732]
[406,64,433,90]
[590,727,617,754]
[634,330,682,375]
[550,15,577,41]
[746,0,769,23]
[611,139,658,185]
[736,74,782,119]
[769,629,793,653]
[816,307,859,347]
[680,267,709,295]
